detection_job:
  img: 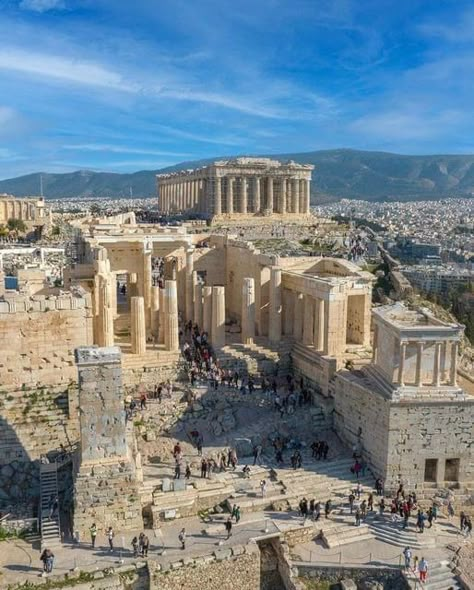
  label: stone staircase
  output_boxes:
[405,560,461,590]
[365,512,437,550]
[216,339,292,378]
[39,463,61,549]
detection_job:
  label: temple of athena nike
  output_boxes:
[157,157,314,218]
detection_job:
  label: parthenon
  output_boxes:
[157,157,314,218]
[0,194,50,225]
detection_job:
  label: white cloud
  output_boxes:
[63,144,192,157]
[19,0,64,13]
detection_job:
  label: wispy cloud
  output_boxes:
[62,144,192,157]
[19,0,64,12]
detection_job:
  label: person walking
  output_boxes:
[260,479,267,498]
[131,536,139,558]
[418,557,428,583]
[107,526,114,551]
[348,492,355,514]
[253,444,262,466]
[235,506,241,524]
[403,547,412,571]
[355,508,361,527]
[379,498,385,515]
[142,534,150,557]
[367,493,374,512]
[325,499,332,519]
[225,517,233,539]
[40,548,54,574]
[179,528,186,550]
[90,523,97,548]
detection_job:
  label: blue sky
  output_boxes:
[0,0,473,179]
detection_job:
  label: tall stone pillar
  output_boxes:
[185,249,194,322]
[279,178,287,213]
[97,276,114,347]
[193,274,203,328]
[73,347,142,538]
[253,177,261,213]
[128,273,138,299]
[269,268,282,344]
[143,249,152,330]
[226,177,234,214]
[292,178,300,214]
[293,293,304,341]
[214,177,222,215]
[450,342,458,386]
[415,342,424,386]
[305,179,311,213]
[240,177,248,214]
[299,179,306,213]
[266,176,274,212]
[164,280,179,351]
[398,342,406,386]
[131,296,146,355]
[150,286,160,341]
[302,295,314,345]
[211,286,226,348]
[313,298,326,352]
[241,277,256,344]
[202,285,213,335]
[158,287,166,344]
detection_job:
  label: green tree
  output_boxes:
[7,218,27,232]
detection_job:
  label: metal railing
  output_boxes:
[295,546,404,568]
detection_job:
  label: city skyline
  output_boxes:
[1,0,474,178]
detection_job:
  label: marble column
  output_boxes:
[303,295,314,345]
[110,273,118,319]
[314,298,326,352]
[150,286,160,341]
[279,178,287,213]
[441,341,448,382]
[299,179,306,213]
[214,177,222,215]
[202,285,213,335]
[193,274,203,328]
[293,293,304,341]
[283,289,294,336]
[269,267,282,344]
[415,342,424,386]
[158,287,166,344]
[253,177,261,213]
[226,177,234,214]
[131,296,146,355]
[450,341,458,386]
[305,179,311,213]
[292,178,300,214]
[164,280,179,352]
[266,176,274,213]
[433,342,442,386]
[97,277,114,347]
[143,251,152,330]
[129,273,138,299]
[185,249,194,322]
[241,277,256,344]
[240,177,248,214]
[398,341,406,386]
[211,286,226,348]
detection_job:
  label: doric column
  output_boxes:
[293,293,304,341]
[266,176,274,212]
[158,287,166,344]
[279,178,287,213]
[143,249,152,330]
[269,267,282,344]
[398,341,406,386]
[202,285,213,335]
[131,296,146,355]
[226,177,234,214]
[241,277,256,344]
[211,286,226,348]
[164,280,179,351]
[283,289,294,336]
[240,177,248,214]
[433,342,442,386]
[314,298,326,352]
[150,286,160,341]
[299,179,306,213]
[128,272,138,299]
[415,342,424,386]
[253,177,261,213]
[97,276,114,347]
[185,249,194,322]
[450,341,458,386]
[193,274,203,328]
[292,178,300,214]
[302,295,314,345]
[214,176,222,215]
[305,179,311,213]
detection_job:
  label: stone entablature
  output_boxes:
[157,157,314,217]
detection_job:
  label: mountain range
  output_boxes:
[1,149,474,203]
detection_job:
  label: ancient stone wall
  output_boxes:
[149,542,261,590]
[0,292,93,390]
[193,247,226,288]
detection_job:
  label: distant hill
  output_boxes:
[1,149,474,203]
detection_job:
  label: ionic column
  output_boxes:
[302,295,314,345]
[441,341,448,383]
[398,341,406,386]
[269,267,282,344]
[211,286,226,348]
[415,342,424,386]
[253,177,261,213]
[185,249,194,322]
[214,177,222,215]
[305,179,311,213]
[164,280,179,351]
[202,285,213,335]
[450,341,459,386]
[131,296,146,355]
[226,177,234,214]
[433,342,442,386]
[292,178,300,214]
[241,277,256,344]
[293,293,304,341]
[279,178,287,213]
[193,274,203,329]
[266,176,274,212]
[150,286,160,340]
[158,287,166,344]
[240,177,248,214]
